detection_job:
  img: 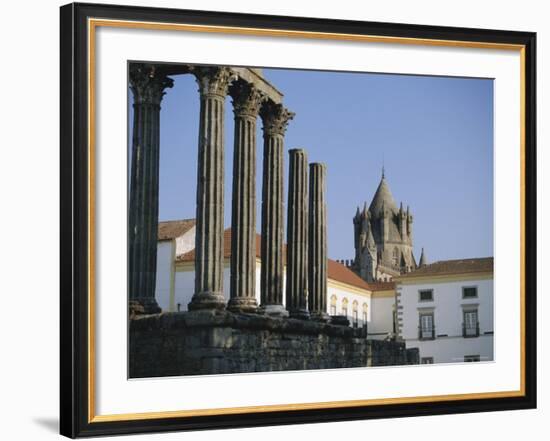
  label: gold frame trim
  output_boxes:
[87,18,527,424]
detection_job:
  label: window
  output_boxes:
[341,298,349,317]
[463,309,479,337]
[464,355,480,362]
[362,303,368,328]
[421,357,434,364]
[419,312,435,340]
[352,301,358,328]
[419,289,434,302]
[462,286,478,299]
[330,295,337,316]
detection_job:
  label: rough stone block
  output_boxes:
[129,310,417,377]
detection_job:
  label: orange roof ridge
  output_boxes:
[398,257,494,279]
[158,219,196,240]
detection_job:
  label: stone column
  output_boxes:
[259,101,294,316]
[188,67,234,311]
[128,64,173,314]
[227,82,264,313]
[286,149,309,319]
[308,163,329,321]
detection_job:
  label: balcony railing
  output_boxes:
[462,322,480,338]
[418,326,435,340]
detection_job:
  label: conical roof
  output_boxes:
[369,175,398,217]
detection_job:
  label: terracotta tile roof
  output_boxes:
[327,259,371,290]
[398,257,494,279]
[158,219,196,241]
[175,227,381,292]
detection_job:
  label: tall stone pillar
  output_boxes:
[188,67,234,311]
[286,149,309,319]
[227,82,264,313]
[259,101,294,316]
[308,163,329,321]
[128,64,173,314]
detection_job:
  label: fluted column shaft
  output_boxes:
[260,102,294,316]
[228,82,264,312]
[286,149,309,318]
[128,64,173,314]
[308,163,329,321]
[188,67,234,310]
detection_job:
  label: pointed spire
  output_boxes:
[369,171,398,217]
[419,248,427,267]
[355,206,360,218]
[363,201,368,216]
[399,201,403,213]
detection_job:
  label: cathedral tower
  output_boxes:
[353,170,417,282]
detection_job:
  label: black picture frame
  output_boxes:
[60,2,537,438]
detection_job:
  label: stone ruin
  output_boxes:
[128,63,418,376]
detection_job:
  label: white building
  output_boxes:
[155,219,395,338]
[394,257,494,364]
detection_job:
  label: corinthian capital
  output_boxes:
[129,63,174,106]
[260,101,295,136]
[192,66,236,98]
[230,81,266,119]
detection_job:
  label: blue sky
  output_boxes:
[129,67,493,264]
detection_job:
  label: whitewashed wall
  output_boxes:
[410,335,494,364]
[172,261,281,311]
[175,226,196,256]
[326,285,371,327]
[173,268,194,312]
[399,277,494,363]
[369,294,395,339]
[155,240,175,311]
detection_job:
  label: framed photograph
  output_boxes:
[60,2,536,438]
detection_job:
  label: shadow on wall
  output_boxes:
[32,417,58,433]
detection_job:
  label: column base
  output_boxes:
[188,291,226,311]
[227,297,258,313]
[289,309,310,320]
[310,311,330,322]
[260,304,289,317]
[129,299,161,317]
